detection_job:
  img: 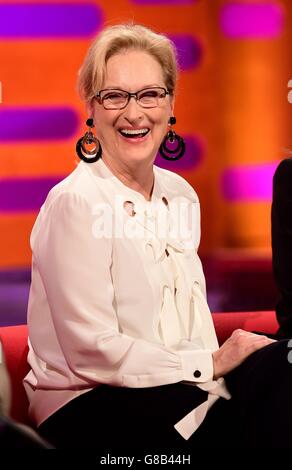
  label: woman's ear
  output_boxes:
[86,99,94,120]
[170,95,175,115]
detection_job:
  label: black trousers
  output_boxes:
[272,158,292,337]
[39,340,292,449]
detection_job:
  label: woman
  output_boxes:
[24,23,292,449]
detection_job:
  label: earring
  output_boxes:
[76,118,102,163]
[159,116,185,161]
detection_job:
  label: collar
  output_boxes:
[88,158,169,208]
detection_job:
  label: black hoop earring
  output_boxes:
[76,118,102,163]
[159,116,185,161]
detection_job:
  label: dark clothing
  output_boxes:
[272,158,292,337]
[0,415,53,449]
[39,340,292,449]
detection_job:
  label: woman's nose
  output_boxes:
[123,97,144,122]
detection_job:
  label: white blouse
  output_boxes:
[24,158,230,439]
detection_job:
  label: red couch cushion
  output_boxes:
[0,325,29,424]
[212,310,278,344]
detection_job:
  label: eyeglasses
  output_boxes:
[95,87,170,110]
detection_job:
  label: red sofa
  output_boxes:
[0,311,279,426]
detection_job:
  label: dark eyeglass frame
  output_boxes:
[95,86,170,110]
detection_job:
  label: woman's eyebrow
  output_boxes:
[101,84,162,90]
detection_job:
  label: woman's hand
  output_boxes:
[212,329,276,379]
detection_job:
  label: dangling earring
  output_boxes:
[159,116,185,161]
[76,118,102,163]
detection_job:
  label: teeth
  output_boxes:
[120,128,149,135]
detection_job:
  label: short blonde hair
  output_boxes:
[78,23,178,103]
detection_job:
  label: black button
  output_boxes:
[193,370,201,378]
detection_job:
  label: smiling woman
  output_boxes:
[23,23,292,450]
[93,50,172,169]
[82,48,176,200]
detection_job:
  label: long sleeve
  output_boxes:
[31,191,214,388]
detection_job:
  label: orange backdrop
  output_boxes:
[1,0,292,269]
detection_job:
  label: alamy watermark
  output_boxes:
[91,195,199,248]
[287,339,292,363]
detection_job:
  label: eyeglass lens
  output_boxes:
[99,88,167,109]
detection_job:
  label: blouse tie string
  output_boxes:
[144,236,232,440]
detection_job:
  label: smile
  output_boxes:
[118,128,150,140]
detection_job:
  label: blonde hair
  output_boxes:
[78,23,178,103]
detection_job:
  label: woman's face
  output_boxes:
[90,50,174,168]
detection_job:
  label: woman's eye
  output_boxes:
[104,92,125,100]
[140,90,158,98]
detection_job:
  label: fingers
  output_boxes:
[230,329,276,355]
[231,329,277,343]
[214,330,277,378]
[231,329,270,338]
[246,336,276,354]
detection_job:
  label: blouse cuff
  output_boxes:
[178,349,214,383]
